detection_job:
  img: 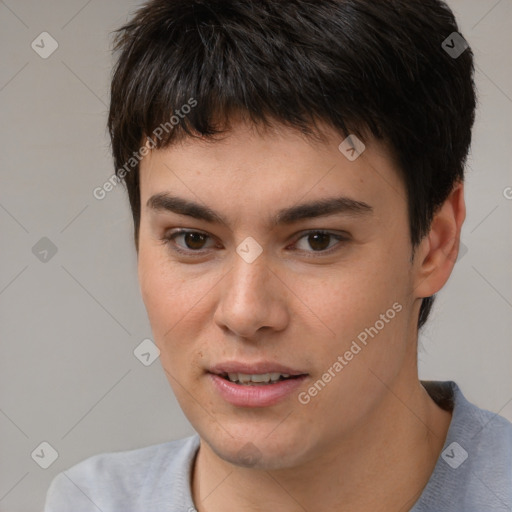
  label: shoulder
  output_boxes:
[450,382,512,461]
[414,381,512,511]
[452,384,512,509]
[424,380,512,448]
[44,434,200,512]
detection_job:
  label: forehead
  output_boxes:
[138,120,406,224]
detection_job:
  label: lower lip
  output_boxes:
[209,373,308,407]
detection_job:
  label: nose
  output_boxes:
[213,251,289,341]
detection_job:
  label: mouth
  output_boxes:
[214,371,305,385]
[207,363,309,407]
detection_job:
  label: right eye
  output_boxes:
[161,229,219,256]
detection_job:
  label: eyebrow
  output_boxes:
[146,193,373,226]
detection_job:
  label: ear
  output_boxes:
[413,181,466,299]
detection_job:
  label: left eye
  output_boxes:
[292,231,346,253]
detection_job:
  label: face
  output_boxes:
[137,120,420,470]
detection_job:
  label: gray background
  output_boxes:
[0,1,511,510]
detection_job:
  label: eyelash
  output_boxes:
[160,229,349,258]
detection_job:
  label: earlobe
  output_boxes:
[413,182,466,299]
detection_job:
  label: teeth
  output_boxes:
[226,372,292,384]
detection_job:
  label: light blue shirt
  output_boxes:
[44,381,512,511]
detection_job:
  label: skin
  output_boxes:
[137,118,465,512]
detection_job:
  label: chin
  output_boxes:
[200,422,315,471]
[213,441,299,470]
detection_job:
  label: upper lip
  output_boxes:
[209,361,308,376]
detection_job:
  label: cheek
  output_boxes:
[138,248,172,327]
[300,258,406,331]
[295,250,411,376]
[137,241,215,370]
[138,243,191,351]
[295,267,410,430]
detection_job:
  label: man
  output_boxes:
[45,0,512,510]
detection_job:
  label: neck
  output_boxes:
[191,373,452,512]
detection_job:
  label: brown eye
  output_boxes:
[293,230,348,254]
[306,232,331,251]
[162,229,216,255]
[181,232,208,250]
